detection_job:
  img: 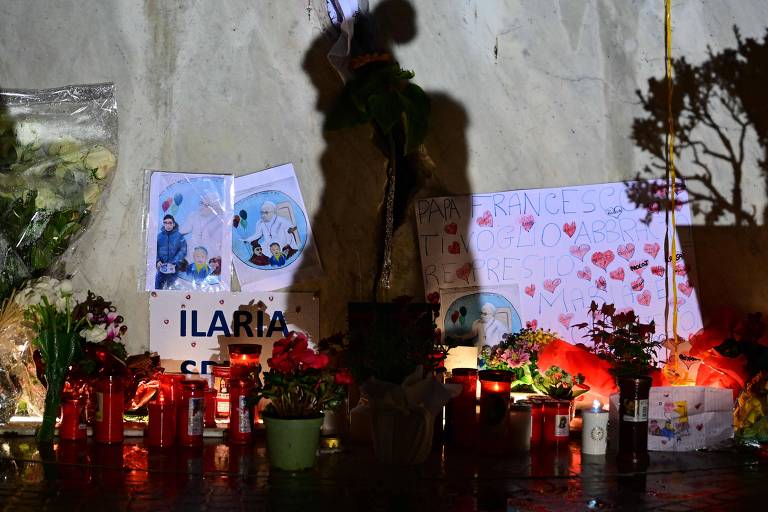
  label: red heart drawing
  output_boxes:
[163,319,169,325]
[695,424,703,431]
[450,311,460,323]
[558,313,574,329]
[191,342,197,348]
[678,281,693,297]
[269,295,274,301]
[631,277,644,291]
[447,241,460,255]
[456,263,472,283]
[591,250,615,271]
[596,276,607,291]
[674,263,689,276]
[181,304,186,309]
[661,439,667,445]
[569,244,591,261]
[609,268,625,281]
[617,243,635,261]
[644,243,660,259]
[520,214,535,232]
[219,299,225,305]
[563,221,576,238]
[186,294,191,300]
[668,296,686,306]
[651,265,665,277]
[525,284,536,297]
[444,222,458,235]
[637,290,651,306]
[427,292,440,304]
[151,292,157,298]
[526,319,538,329]
[629,260,646,276]
[694,403,702,410]
[543,278,562,294]
[476,211,493,227]
[577,267,592,281]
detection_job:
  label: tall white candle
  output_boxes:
[582,400,609,455]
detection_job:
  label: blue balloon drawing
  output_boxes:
[231,190,308,270]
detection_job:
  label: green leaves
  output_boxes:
[325,63,430,156]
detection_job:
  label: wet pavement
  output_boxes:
[0,435,765,511]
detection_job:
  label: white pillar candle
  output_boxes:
[581,401,609,455]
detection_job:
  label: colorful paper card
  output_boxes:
[415,181,702,344]
[149,291,319,375]
[231,163,323,291]
[144,171,234,292]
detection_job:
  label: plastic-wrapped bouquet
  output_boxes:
[0,84,118,302]
[479,327,558,389]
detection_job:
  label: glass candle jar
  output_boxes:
[177,380,206,448]
[542,400,570,444]
[93,375,124,444]
[159,373,186,404]
[147,393,177,448]
[228,379,253,444]
[478,370,513,453]
[59,396,87,442]
[507,402,532,453]
[228,344,262,380]
[212,365,231,420]
[446,368,478,447]
[617,375,652,466]
[582,403,609,455]
[527,397,546,446]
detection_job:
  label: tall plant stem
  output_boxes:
[38,376,64,443]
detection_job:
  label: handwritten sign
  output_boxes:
[415,181,702,343]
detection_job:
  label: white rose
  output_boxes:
[57,280,74,295]
[80,326,106,344]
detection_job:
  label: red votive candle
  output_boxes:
[177,380,206,448]
[446,368,478,447]
[147,392,176,448]
[213,365,231,420]
[93,375,124,444]
[228,344,262,380]
[159,373,186,404]
[204,387,217,428]
[526,397,545,445]
[542,400,570,444]
[59,397,87,441]
[228,379,253,444]
[478,370,513,453]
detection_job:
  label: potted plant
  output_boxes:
[479,327,558,392]
[257,332,350,471]
[576,301,661,465]
[344,299,455,464]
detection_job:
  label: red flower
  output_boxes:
[334,369,354,385]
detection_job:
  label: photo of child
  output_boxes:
[268,242,287,267]
[144,172,233,292]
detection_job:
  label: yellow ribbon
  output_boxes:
[665,0,680,372]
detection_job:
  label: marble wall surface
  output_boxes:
[1,0,767,353]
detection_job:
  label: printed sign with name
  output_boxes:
[415,181,702,343]
[149,291,319,375]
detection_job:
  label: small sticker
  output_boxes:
[187,397,204,436]
[555,414,569,437]
[238,396,251,434]
[623,399,649,422]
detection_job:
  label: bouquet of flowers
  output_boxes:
[479,327,557,390]
[257,332,351,419]
[0,84,118,303]
[532,365,589,400]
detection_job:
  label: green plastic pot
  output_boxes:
[264,415,324,471]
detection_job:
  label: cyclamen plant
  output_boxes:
[257,332,351,419]
[532,365,589,400]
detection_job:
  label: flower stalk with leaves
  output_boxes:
[15,277,86,442]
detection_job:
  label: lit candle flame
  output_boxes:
[592,399,601,412]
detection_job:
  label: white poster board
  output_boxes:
[149,291,319,375]
[231,164,322,291]
[415,181,702,344]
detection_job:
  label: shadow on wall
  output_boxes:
[627,26,768,317]
[300,0,477,340]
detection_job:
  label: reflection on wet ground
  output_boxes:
[0,436,765,511]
